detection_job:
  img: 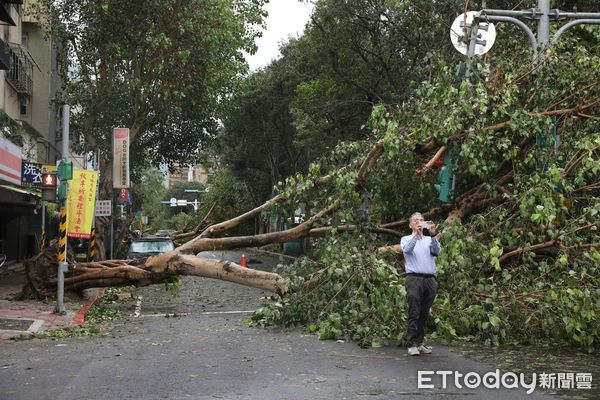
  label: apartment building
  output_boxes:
[167,163,216,190]
[0,0,63,262]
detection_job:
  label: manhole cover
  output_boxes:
[0,318,35,331]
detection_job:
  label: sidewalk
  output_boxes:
[0,262,104,340]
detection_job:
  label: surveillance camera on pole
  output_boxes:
[450,11,496,56]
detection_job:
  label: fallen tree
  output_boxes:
[22,37,599,352]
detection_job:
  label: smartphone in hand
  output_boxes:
[418,221,434,230]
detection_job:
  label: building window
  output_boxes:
[19,94,28,116]
[5,43,33,95]
[21,32,28,48]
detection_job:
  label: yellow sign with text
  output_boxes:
[67,169,98,239]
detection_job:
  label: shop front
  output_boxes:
[0,137,41,263]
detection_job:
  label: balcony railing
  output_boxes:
[5,43,34,95]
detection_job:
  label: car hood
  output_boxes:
[127,251,163,259]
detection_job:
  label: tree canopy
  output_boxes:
[235,0,600,350]
[24,0,600,353]
[37,0,266,181]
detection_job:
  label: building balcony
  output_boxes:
[0,0,22,26]
[5,43,35,95]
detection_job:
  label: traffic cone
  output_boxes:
[241,254,247,268]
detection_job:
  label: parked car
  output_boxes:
[155,229,177,237]
[126,237,175,259]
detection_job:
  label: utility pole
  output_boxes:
[55,105,73,315]
[456,1,600,76]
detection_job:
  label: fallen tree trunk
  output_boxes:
[23,101,585,299]
[64,255,288,294]
[172,202,216,242]
[22,201,339,298]
[22,239,290,297]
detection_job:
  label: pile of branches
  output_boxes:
[22,39,599,351]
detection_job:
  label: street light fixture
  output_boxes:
[184,188,208,193]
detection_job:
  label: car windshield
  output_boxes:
[130,240,174,253]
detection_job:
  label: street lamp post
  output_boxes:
[162,198,199,211]
[468,0,600,64]
[458,0,600,161]
[55,105,73,315]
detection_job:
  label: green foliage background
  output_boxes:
[248,4,599,351]
[132,167,255,235]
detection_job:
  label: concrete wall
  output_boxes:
[0,4,22,122]
[0,2,62,261]
[0,2,61,165]
[22,21,53,163]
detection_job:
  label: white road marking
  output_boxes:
[28,319,45,332]
[200,310,255,315]
[138,310,256,318]
[133,292,257,318]
[133,296,143,318]
[140,313,189,317]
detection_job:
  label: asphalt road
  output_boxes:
[0,250,566,400]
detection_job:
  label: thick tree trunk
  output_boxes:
[24,107,560,299]
[22,202,339,298]
[63,255,288,294]
[175,201,339,256]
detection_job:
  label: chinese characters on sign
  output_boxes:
[95,200,112,217]
[66,169,98,238]
[112,127,130,189]
[116,188,131,205]
[21,162,57,187]
[21,161,42,186]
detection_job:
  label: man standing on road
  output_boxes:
[400,212,441,356]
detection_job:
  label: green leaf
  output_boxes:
[489,314,501,328]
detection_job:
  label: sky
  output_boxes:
[246,0,315,71]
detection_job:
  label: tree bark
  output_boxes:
[63,255,288,295]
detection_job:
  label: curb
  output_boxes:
[73,288,106,325]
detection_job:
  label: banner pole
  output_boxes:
[55,104,70,315]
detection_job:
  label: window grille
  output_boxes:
[5,43,36,95]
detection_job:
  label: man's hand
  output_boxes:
[428,222,437,236]
[416,225,423,238]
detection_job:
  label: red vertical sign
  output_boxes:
[112,128,130,188]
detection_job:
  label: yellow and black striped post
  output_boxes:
[40,229,45,252]
[40,228,46,251]
[40,202,46,252]
[88,228,96,262]
[58,207,67,263]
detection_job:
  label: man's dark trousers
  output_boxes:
[405,274,437,347]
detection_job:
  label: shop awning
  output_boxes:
[0,4,16,26]
[0,184,40,198]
